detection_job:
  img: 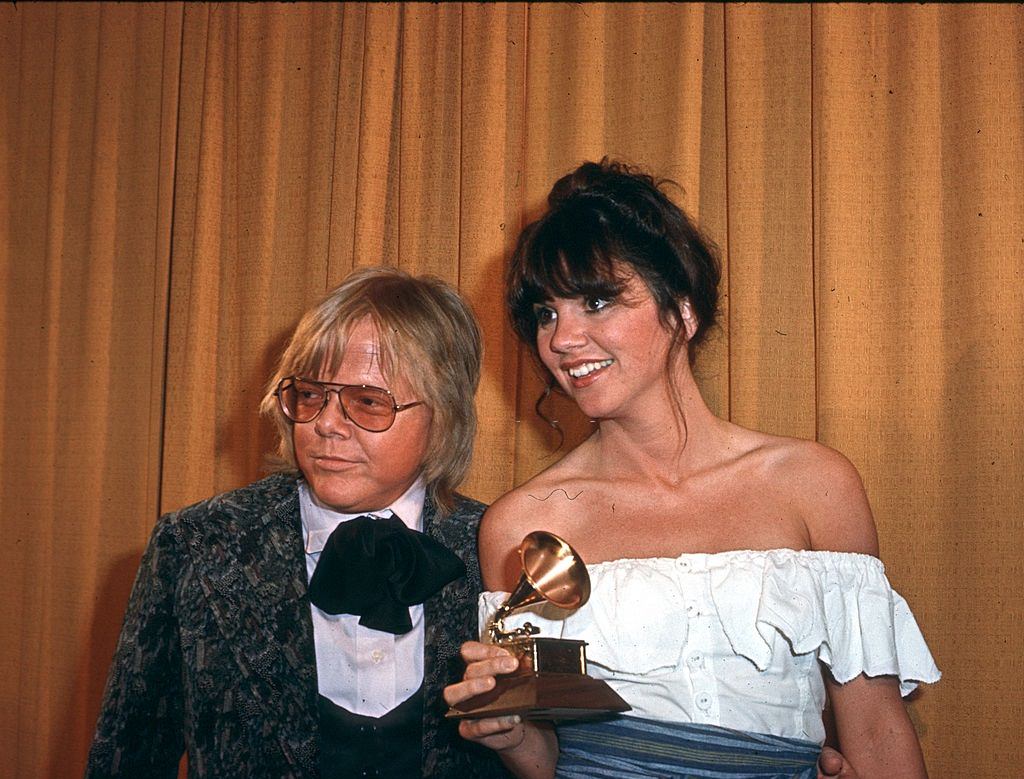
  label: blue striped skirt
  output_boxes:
[555,716,820,778]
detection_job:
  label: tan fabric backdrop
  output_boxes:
[2,3,1021,777]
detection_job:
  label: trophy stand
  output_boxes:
[446,531,631,721]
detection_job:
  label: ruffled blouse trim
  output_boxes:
[479,549,940,697]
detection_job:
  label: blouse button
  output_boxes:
[695,692,713,711]
[371,649,384,663]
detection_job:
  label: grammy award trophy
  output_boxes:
[446,531,631,721]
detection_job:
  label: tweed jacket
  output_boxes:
[86,473,505,778]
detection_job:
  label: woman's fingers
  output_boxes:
[443,640,521,707]
[462,653,518,679]
[457,640,519,683]
[457,715,526,750]
[445,642,533,751]
[460,640,514,663]
[443,673,495,706]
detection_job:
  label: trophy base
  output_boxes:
[446,672,631,721]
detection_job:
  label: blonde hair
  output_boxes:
[259,266,482,515]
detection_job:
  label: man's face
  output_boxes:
[292,317,432,513]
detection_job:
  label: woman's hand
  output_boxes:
[443,641,527,751]
[443,641,558,778]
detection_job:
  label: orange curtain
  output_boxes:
[2,3,1021,776]
[0,3,182,774]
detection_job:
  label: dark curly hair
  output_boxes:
[508,158,721,388]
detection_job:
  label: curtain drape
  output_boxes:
[2,3,1021,777]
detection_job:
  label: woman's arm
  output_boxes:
[478,493,539,590]
[825,674,927,778]
[447,496,564,777]
[796,442,926,777]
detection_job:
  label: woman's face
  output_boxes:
[534,273,679,421]
[292,317,433,513]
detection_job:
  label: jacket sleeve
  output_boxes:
[85,515,185,778]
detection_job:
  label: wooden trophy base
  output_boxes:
[446,672,631,721]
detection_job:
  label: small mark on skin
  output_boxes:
[528,489,583,502]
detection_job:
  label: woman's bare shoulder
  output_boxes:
[483,461,582,532]
[755,434,879,555]
[479,465,570,589]
[481,483,537,535]
[478,447,600,587]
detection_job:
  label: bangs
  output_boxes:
[290,310,400,390]
[294,326,345,379]
[514,206,633,306]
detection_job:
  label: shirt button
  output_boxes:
[688,652,704,667]
[370,649,384,663]
[685,604,699,617]
[677,560,690,570]
[696,692,712,711]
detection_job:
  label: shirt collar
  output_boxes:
[299,477,427,555]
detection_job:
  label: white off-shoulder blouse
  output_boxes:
[479,550,941,745]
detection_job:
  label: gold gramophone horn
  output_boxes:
[448,529,631,720]
[488,531,591,643]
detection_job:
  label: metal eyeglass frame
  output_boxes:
[275,376,424,433]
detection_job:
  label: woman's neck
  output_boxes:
[591,369,726,481]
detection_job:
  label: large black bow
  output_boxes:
[307,515,465,635]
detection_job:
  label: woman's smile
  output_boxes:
[565,358,615,379]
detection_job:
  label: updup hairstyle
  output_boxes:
[508,158,721,390]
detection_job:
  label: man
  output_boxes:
[87,267,505,778]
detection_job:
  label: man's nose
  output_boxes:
[313,390,353,436]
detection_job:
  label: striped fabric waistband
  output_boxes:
[555,716,820,779]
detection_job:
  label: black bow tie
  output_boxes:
[306,514,465,635]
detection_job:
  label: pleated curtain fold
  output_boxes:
[1,3,1021,776]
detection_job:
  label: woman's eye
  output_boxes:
[534,306,556,326]
[584,297,611,312]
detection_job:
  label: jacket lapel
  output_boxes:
[421,497,480,773]
[183,480,481,776]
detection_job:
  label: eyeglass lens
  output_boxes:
[279,378,397,431]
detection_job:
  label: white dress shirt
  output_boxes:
[300,478,427,717]
[480,549,941,744]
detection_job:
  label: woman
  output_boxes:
[87,267,505,778]
[445,160,940,778]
